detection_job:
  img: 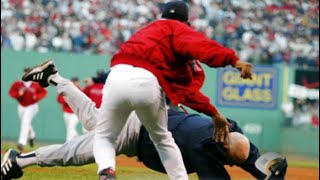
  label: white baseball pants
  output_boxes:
[63,112,79,141]
[17,103,38,146]
[93,64,188,180]
[55,80,98,132]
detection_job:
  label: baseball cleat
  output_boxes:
[22,59,58,87]
[1,149,23,180]
[99,167,116,180]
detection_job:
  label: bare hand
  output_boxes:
[19,89,25,96]
[234,60,253,80]
[212,112,231,146]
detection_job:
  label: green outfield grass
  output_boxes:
[288,160,319,169]
[15,165,179,180]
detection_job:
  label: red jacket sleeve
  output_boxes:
[57,94,65,104]
[171,22,239,67]
[34,85,47,101]
[8,82,21,99]
[182,91,218,117]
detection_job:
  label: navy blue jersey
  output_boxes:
[137,109,266,179]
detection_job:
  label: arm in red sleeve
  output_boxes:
[57,94,65,104]
[171,22,239,67]
[182,91,218,117]
[8,82,21,99]
[34,86,47,101]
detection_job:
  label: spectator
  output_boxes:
[1,0,319,68]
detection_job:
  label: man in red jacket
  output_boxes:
[22,1,253,179]
[99,1,253,179]
[57,77,82,141]
[9,68,47,151]
[83,71,109,108]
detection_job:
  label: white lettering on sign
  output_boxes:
[243,123,263,134]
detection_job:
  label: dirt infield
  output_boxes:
[226,166,319,180]
[116,156,319,180]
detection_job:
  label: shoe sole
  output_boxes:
[1,149,13,169]
[22,59,54,81]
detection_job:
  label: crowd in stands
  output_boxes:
[1,0,319,68]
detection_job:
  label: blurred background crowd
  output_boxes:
[1,0,319,68]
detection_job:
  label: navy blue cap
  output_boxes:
[161,1,189,22]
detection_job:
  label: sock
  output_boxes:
[48,73,64,86]
[16,152,37,168]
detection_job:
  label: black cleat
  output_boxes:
[1,149,23,180]
[99,167,116,180]
[22,59,58,87]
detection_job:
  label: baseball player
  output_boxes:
[1,70,287,180]
[57,77,82,141]
[19,2,254,179]
[96,1,253,179]
[83,71,108,108]
[8,68,48,151]
[98,1,252,179]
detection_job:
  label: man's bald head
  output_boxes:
[225,132,250,165]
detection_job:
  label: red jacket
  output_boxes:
[111,19,239,117]
[83,83,104,108]
[57,95,73,113]
[9,81,47,106]
[57,84,82,113]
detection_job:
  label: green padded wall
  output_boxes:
[1,49,109,142]
[1,49,318,157]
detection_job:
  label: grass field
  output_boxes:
[1,141,319,180]
[1,141,198,180]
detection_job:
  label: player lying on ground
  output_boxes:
[1,61,287,180]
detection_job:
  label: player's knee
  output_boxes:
[148,131,174,145]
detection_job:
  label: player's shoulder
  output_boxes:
[10,80,24,86]
[181,113,212,130]
[150,19,190,30]
[13,80,23,84]
[94,83,104,88]
[157,19,187,25]
[83,84,93,90]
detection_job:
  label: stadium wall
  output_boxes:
[1,49,109,143]
[1,49,318,157]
